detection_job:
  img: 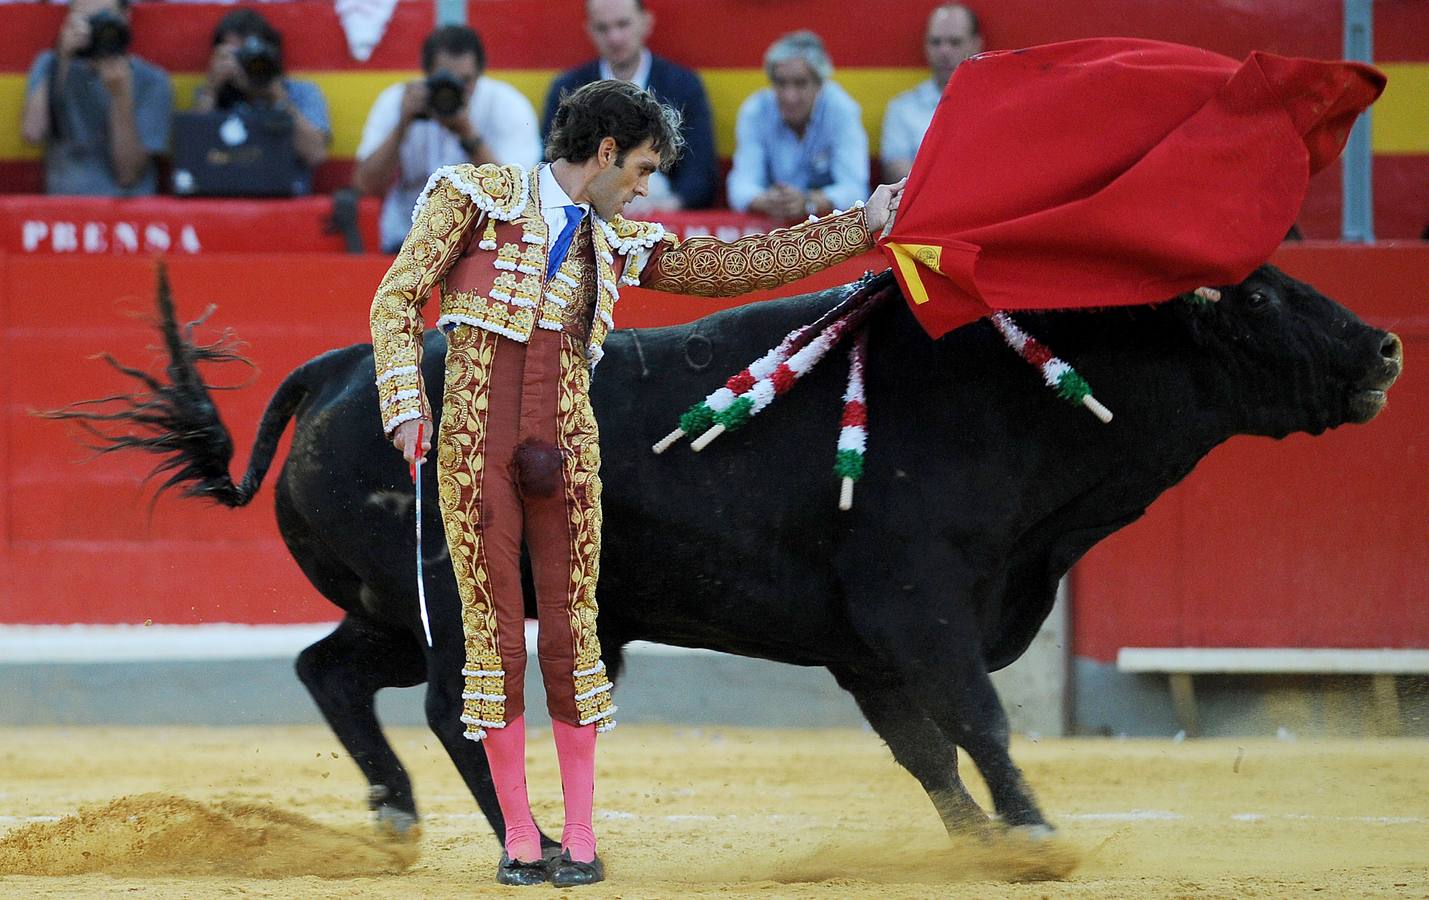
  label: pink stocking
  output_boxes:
[551,718,598,862]
[482,715,541,862]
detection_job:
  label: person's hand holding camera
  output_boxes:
[399,80,430,128]
[56,13,92,59]
[208,43,246,95]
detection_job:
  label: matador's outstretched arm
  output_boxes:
[638,207,875,298]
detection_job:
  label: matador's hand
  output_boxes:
[863,177,907,237]
[393,418,433,465]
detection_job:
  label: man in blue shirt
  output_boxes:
[727,30,869,222]
[20,0,173,197]
[188,9,332,195]
[542,0,717,211]
[881,3,982,182]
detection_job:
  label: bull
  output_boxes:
[53,264,1401,875]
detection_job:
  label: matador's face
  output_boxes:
[587,138,661,219]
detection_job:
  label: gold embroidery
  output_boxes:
[442,289,536,339]
[559,337,614,727]
[370,180,480,433]
[641,207,873,297]
[438,327,508,736]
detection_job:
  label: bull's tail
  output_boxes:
[39,265,307,508]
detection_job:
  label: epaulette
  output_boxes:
[411,163,530,225]
[596,215,669,255]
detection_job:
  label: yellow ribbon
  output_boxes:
[885,242,943,305]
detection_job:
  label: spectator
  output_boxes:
[540,0,717,212]
[880,3,982,182]
[188,9,331,195]
[726,31,868,222]
[20,0,172,196]
[354,25,542,253]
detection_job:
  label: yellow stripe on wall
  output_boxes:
[1377,64,1429,155]
[2,63,1426,164]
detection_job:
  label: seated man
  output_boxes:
[726,31,869,223]
[541,0,718,212]
[354,25,542,253]
[187,8,332,195]
[881,3,982,182]
[20,0,172,196]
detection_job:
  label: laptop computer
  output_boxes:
[170,107,305,198]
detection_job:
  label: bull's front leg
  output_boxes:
[830,665,991,836]
[840,565,1051,832]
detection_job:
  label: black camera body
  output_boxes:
[77,10,131,60]
[424,70,466,119]
[235,35,282,91]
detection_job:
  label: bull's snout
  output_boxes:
[1348,331,1403,423]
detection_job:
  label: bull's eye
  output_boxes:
[1246,290,1270,310]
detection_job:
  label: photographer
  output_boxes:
[189,9,331,194]
[20,0,172,196]
[354,25,541,253]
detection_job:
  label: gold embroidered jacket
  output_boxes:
[371,162,874,435]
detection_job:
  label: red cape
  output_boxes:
[879,38,1385,338]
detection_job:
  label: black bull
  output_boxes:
[58,264,1401,864]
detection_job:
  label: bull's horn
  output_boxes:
[839,477,855,511]
[1193,286,1221,302]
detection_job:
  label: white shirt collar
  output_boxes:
[538,163,590,216]
[599,48,652,90]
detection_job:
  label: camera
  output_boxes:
[235,35,282,91]
[424,70,466,118]
[77,10,131,60]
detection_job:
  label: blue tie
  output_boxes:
[546,205,584,279]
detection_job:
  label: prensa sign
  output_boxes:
[19,219,203,254]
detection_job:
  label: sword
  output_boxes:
[411,423,433,647]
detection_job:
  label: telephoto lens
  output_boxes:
[425,70,466,118]
[236,35,282,91]
[78,10,131,59]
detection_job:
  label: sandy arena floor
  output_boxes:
[1,725,1426,898]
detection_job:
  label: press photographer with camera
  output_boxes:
[354,25,541,253]
[188,9,331,193]
[20,0,172,196]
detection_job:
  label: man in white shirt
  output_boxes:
[354,25,542,252]
[880,3,982,182]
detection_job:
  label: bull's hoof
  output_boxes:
[995,825,1080,882]
[549,851,605,887]
[373,805,420,841]
[496,852,550,886]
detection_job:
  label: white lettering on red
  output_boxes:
[21,220,47,252]
[178,225,201,254]
[83,222,108,253]
[52,222,79,252]
[114,222,140,253]
[143,223,171,252]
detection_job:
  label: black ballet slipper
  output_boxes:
[549,850,605,887]
[496,851,549,886]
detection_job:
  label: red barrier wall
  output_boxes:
[1073,244,1429,658]
[1,246,1424,658]
[0,249,870,625]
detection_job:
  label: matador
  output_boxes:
[370,80,903,887]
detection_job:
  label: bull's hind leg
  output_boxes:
[831,666,990,836]
[295,614,426,836]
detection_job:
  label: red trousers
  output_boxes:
[437,323,615,737]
